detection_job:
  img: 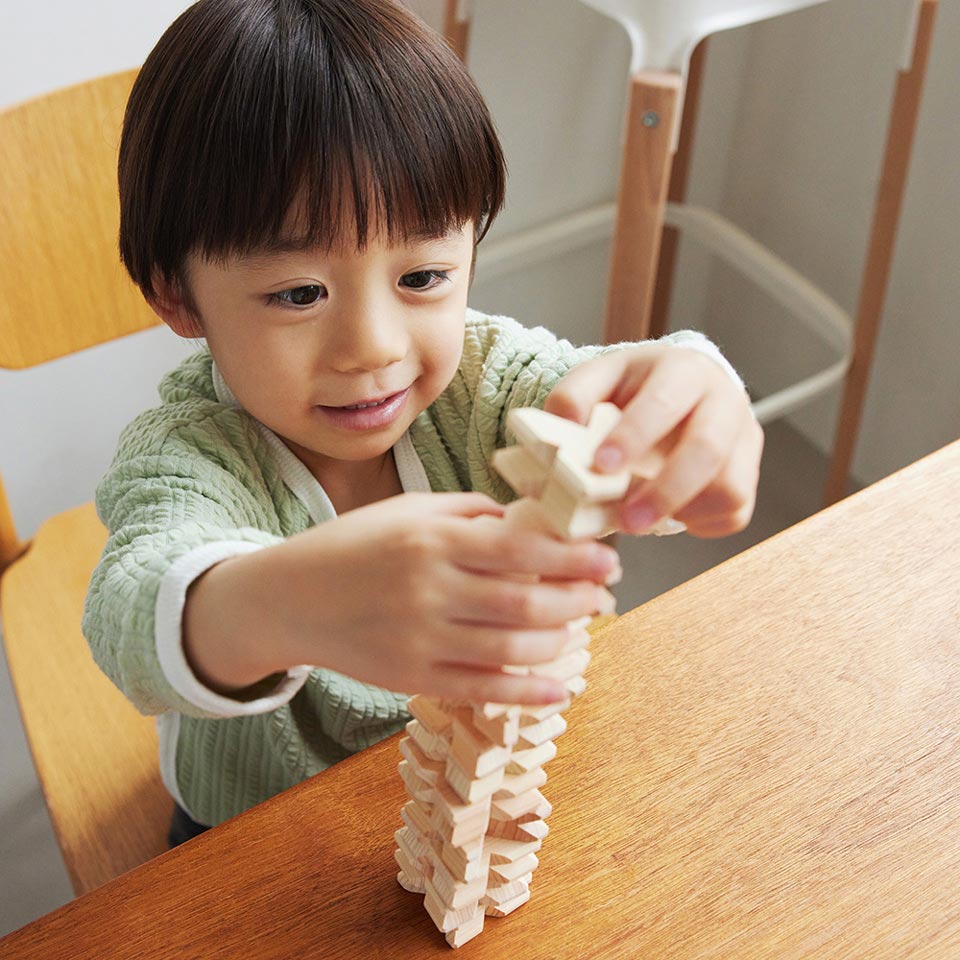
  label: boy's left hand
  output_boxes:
[544,344,764,539]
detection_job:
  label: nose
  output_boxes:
[326,294,409,374]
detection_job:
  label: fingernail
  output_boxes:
[623,501,660,535]
[595,443,624,473]
[605,561,623,586]
[538,680,567,704]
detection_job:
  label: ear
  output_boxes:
[147,275,204,339]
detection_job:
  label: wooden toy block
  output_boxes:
[518,698,571,722]
[395,826,431,865]
[406,719,449,762]
[504,407,585,468]
[445,910,485,948]
[495,766,548,799]
[408,695,454,735]
[506,739,557,774]
[517,713,567,748]
[450,716,513,778]
[429,857,488,910]
[485,817,549,843]
[560,625,592,656]
[398,760,435,803]
[538,475,619,539]
[397,869,427,895]
[432,779,491,825]
[435,812,489,849]
[490,788,552,822]
[401,799,436,840]
[440,837,486,883]
[489,853,539,884]
[485,834,543,865]
[395,850,427,892]
[490,446,549,498]
[476,702,514,720]
[444,755,505,805]
[470,706,521,747]
[483,887,531,918]
[399,735,445,784]
[423,878,481,934]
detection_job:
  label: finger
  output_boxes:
[620,383,744,531]
[543,348,657,425]
[439,623,573,669]
[594,350,713,474]
[426,664,567,706]
[401,491,505,519]
[447,573,615,629]
[674,419,763,538]
[453,521,621,583]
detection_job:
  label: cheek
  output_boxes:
[208,324,311,407]
[425,309,467,376]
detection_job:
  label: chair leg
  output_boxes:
[648,39,709,341]
[443,0,471,62]
[604,70,681,346]
[823,0,938,506]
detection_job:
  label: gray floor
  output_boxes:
[0,420,843,938]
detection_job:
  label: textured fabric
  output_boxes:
[83,309,733,826]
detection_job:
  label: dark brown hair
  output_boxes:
[118,0,506,301]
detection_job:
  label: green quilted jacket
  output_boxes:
[82,309,730,826]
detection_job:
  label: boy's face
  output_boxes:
[164,221,474,483]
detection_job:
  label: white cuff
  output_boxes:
[661,331,746,392]
[155,542,312,717]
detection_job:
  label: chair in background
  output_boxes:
[0,70,169,896]
[446,0,938,505]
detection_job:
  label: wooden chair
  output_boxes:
[446,0,938,506]
[0,70,170,897]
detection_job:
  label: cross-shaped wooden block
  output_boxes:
[493,402,683,539]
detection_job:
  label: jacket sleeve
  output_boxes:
[446,311,745,501]
[82,404,306,719]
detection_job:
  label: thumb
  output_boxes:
[543,350,638,425]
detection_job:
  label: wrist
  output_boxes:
[182,545,307,693]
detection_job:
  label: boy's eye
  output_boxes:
[271,284,324,306]
[401,270,449,291]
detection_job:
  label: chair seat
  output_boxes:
[1,502,171,895]
[578,0,832,70]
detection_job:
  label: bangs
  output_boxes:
[119,0,506,295]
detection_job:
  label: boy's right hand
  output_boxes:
[183,493,619,705]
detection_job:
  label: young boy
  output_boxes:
[83,0,762,845]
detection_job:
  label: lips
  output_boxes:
[315,387,411,432]
[337,391,403,411]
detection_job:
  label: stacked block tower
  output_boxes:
[393,403,680,947]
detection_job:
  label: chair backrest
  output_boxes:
[0,72,171,895]
[578,0,834,72]
[0,69,159,372]
[0,69,159,563]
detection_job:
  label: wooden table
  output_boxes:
[4,442,960,958]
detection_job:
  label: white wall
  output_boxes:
[695,0,959,483]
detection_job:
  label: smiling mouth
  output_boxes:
[318,387,410,419]
[341,395,396,410]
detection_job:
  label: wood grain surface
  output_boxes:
[0,70,159,370]
[3,442,959,957]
